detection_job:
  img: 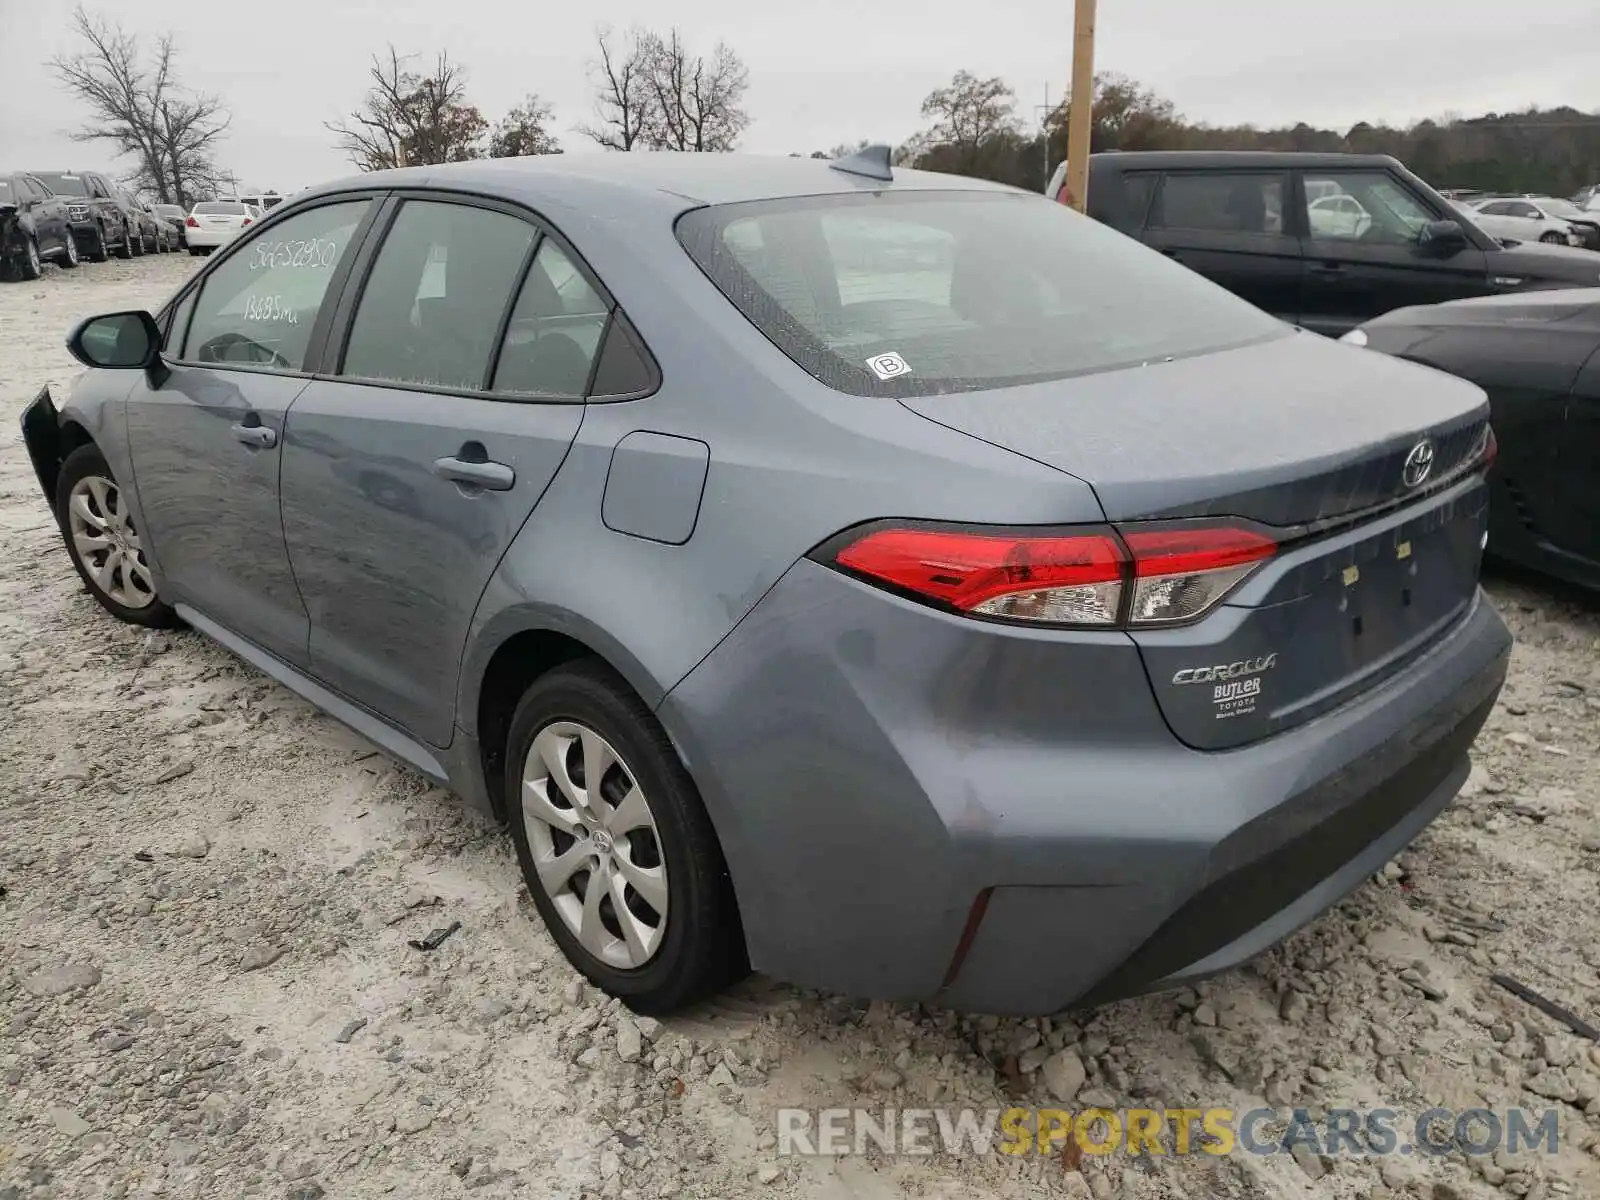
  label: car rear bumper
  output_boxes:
[185,226,238,248]
[657,558,1510,1015]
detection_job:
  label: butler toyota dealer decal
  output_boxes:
[1172,654,1279,720]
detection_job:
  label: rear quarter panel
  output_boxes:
[457,193,1109,728]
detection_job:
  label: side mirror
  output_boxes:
[1418,219,1468,256]
[66,310,162,371]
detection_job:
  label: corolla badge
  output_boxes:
[1172,653,1279,686]
[1403,439,1436,488]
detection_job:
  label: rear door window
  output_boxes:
[1120,172,1158,230]
[340,199,536,391]
[676,190,1286,398]
[1151,173,1287,235]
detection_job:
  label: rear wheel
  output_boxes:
[188,247,202,256]
[505,661,747,1014]
[54,445,178,628]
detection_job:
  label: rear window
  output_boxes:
[676,191,1286,397]
[36,173,87,197]
[195,202,247,215]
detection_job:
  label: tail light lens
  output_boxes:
[818,520,1277,629]
[242,217,252,226]
[185,216,198,227]
[1475,424,1498,472]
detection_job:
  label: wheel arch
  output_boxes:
[464,609,672,823]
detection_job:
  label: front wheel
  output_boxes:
[1540,231,1565,245]
[113,226,133,259]
[54,445,179,628]
[506,661,747,1014]
[18,235,42,280]
[86,225,109,263]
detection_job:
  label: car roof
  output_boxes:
[1090,151,1404,171]
[294,153,1023,219]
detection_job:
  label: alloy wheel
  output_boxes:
[521,720,669,970]
[25,238,41,277]
[66,475,157,609]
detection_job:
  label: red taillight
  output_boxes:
[1480,425,1498,472]
[822,521,1277,628]
[242,217,252,226]
[185,216,198,227]
[835,528,1126,624]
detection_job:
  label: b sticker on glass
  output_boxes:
[865,352,911,381]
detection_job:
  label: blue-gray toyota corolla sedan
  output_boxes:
[22,150,1510,1016]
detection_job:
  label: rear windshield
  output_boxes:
[36,173,87,197]
[676,190,1286,397]
[155,205,183,217]
[195,202,247,215]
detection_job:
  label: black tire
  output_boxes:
[188,246,202,257]
[60,230,81,269]
[1540,232,1565,245]
[505,660,747,1014]
[113,225,133,259]
[18,235,42,281]
[54,444,179,628]
[86,225,109,263]
[130,229,144,257]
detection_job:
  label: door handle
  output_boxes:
[433,456,514,491]
[231,422,277,449]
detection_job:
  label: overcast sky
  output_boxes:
[5,0,1599,194]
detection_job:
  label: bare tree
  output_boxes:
[328,47,487,170]
[639,29,750,152]
[489,95,562,158]
[50,6,230,207]
[578,26,653,151]
[918,71,1019,157]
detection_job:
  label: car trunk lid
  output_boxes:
[899,330,1493,750]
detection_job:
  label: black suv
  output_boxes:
[1066,152,1600,337]
[1,171,81,279]
[30,170,134,261]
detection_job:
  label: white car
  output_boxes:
[1467,197,1581,246]
[1307,193,1371,239]
[184,201,257,255]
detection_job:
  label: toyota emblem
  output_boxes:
[1403,440,1435,489]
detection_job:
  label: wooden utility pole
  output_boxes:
[1063,0,1097,212]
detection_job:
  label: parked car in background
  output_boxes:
[1,171,81,279]
[1522,196,1600,249]
[1341,289,1600,591]
[147,203,182,250]
[152,203,187,248]
[117,192,160,255]
[1059,151,1600,336]
[183,200,255,254]
[1467,197,1584,247]
[22,152,1510,1015]
[232,192,285,213]
[1573,184,1600,209]
[31,170,133,261]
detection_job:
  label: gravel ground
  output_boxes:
[3,255,1600,1200]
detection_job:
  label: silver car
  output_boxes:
[23,151,1510,1015]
